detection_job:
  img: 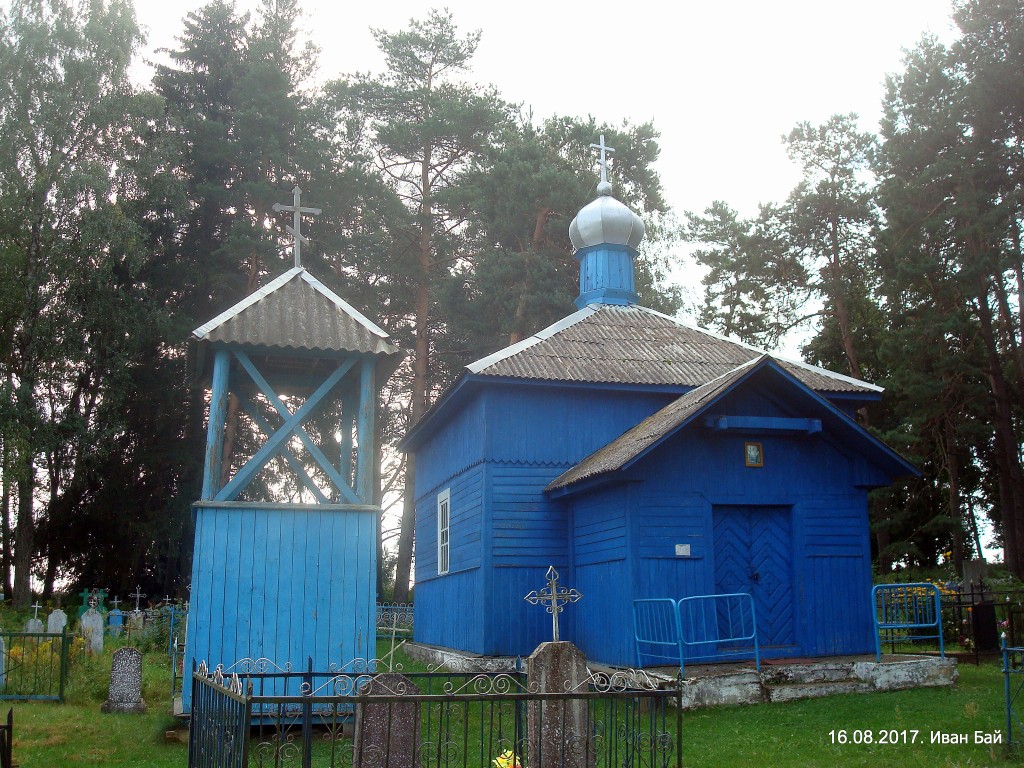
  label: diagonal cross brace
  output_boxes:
[239,399,330,504]
[215,357,356,502]
[232,351,360,503]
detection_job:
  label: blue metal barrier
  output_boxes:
[633,599,681,667]
[872,583,944,661]
[633,593,760,674]
[1003,635,1024,750]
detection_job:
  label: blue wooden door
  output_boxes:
[713,505,795,648]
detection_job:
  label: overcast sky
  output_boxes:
[134,0,958,219]
[132,0,959,320]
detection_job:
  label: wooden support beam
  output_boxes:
[201,349,231,500]
[232,351,359,504]
[702,415,822,434]
[215,358,356,502]
[355,357,376,504]
[239,399,330,504]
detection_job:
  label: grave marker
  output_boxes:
[107,597,123,636]
[526,642,592,768]
[353,673,421,768]
[524,567,590,768]
[24,603,43,635]
[101,647,147,714]
[46,609,67,635]
[80,607,104,654]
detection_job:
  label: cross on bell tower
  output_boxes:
[273,186,322,269]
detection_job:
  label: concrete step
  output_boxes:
[761,661,856,686]
[766,679,873,703]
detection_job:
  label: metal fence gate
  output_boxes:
[0,628,70,702]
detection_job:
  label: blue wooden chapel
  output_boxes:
[402,155,918,667]
[183,189,401,711]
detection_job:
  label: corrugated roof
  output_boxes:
[193,268,400,358]
[546,359,759,490]
[468,303,878,394]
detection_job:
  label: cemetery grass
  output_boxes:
[3,641,1021,767]
[11,640,187,768]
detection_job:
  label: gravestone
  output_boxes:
[127,610,145,637]
[25,603,43,635]
[101,647,147,714]
[107,608,124,637]
[46,609,67,636]
[526,641,592,768]
[964,559,988,597]
[353,673,421,768]
[80,607,105,654]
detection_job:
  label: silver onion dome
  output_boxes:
[568,183,645,251]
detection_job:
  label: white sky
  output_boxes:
[133,0,959,221]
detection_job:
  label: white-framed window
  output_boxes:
[437,488,451,575]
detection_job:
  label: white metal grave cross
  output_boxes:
[589,134,615,186]
[273,185,322,269]
[524,565,583,643]
[129,586,146,612]
[110,597,121,611]
[30,602,41,619]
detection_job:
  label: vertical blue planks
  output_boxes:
[183,502,376,712]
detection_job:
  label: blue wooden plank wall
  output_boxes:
[488,565,561,655]
[414,393,487,497]
[413,568,484,651]
[483,386,671,466]
[491,465,567,567]
[183,502,376,712]
[413,464,486,653]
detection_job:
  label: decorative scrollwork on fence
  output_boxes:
[441,673,538,696]
[252,733,301,768]
[222,656,293,674]
[563,667,664,693]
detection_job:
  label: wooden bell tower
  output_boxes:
[182,189,401,712]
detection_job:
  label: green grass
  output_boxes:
[4,644,1024,767]
[681,662,1020,767]
[10,643,187,768]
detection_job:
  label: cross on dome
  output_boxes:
[589,134,615,195]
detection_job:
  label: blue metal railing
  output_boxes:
[633,593,760,673]
[1004,635,1024,751]
[872,583,944,661]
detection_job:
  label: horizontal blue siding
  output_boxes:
[415,464,485,579]
[491,465,567,566]
[413,568,484,652]
[184,503,375,712]
[483,386,670,466]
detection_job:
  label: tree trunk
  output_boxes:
[13,455,34,608]
[975,288,1024,575]
[944,417,965,571]
[1,428,12,598]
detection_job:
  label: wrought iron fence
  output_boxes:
[1003,637,1024,752]
[189,658,683,768]
[0,628,70,702]
[375,603,413,640]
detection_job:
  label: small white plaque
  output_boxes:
[674,544,691,557]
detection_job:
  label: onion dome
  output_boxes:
[568,182,645,251]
